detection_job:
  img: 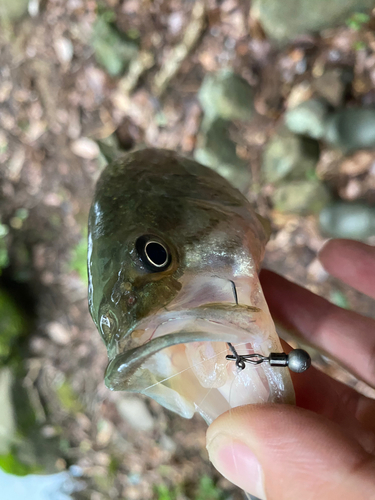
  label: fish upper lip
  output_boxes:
[105,303,263,391]
[107,302,261,357]
[117,302,261,345]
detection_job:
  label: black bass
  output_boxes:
[88,149,294,423]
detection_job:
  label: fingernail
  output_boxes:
[207,434,266,499]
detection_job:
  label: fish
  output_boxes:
[87,148,294,424]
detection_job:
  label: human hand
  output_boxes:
[206,239,375,500]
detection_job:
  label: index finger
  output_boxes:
[319,239,375,300]
[260,269,375,388]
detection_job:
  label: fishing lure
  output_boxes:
[226,343,311,373]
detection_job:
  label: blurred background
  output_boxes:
[1,0,375,499]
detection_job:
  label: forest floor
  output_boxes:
[1,1,375,499]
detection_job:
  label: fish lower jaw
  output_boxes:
[141,337,294,424]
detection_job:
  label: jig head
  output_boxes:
[226,343,311,373]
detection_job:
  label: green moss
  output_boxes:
[91,10,138,77]
[93,473,114,491]
[272,180,331,215]
[195,475,222,500]
[17,118,29,132]
[305,168,318,181]
[154,484,178,500]
[58,438,71,454]
[49,213,62,229]
[346,12,370,30]
[353,40,367,51]
[0,0,29,21]
[12,379,37,437]
[0,224,9,238]
[0,247,9,272]
[69,233,88,284]
[14,208,28,221]
[154,476,223,500]
[0,224,9,273]
[55,380,84,414]
[157,465,173,476]
[0,452,38,476]
[108,455,120,476]
[0,289,26,364]
[0,135,8,155]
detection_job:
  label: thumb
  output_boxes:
[206,404,375,500]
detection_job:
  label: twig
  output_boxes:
[119,50,155,95]
[152,0,206,96]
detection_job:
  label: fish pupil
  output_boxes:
[145,241,168,267]
[136,235,171,272]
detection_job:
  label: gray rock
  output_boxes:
[285,99,329,140]
[159,434,177,454]
[325,108,375,153]
[251,0,375,44]
[262,127,320,184]
[198,70,255,123]
[45,322,71,346]
[272,180,331,215]
[116,396,154,432]
[313,68,350,107]
[71,138,100,160]
[194,118,251,193]
[319,202,375,239]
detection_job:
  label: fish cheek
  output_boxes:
[132,276,182,322]
[104,274,183,343]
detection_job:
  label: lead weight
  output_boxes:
[269,349,311,372]
[287,349,311,373]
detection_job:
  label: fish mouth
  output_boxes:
[105,329,244,390]
[105,305,254,389]
[104,303,295,423]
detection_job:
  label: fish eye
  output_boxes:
[136,235,171,272]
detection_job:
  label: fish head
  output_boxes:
[88,149,294,423]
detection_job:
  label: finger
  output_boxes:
[291,363,375,448]
[280,339,375,441]
[207,405,375,500]
[260,269,375,388]
[319,239,375,299]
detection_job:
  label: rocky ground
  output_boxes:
[1,1,375,499]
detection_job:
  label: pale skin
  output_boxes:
[206,239,375,500]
